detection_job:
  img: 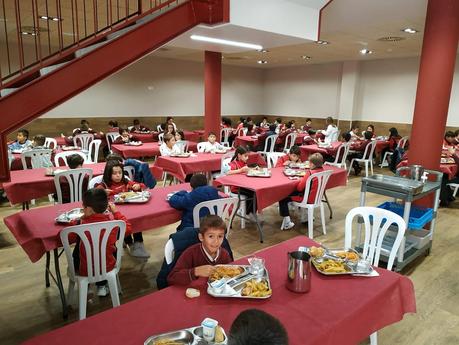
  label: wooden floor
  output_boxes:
[0,168,458,345]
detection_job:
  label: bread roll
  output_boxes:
[185,288,200,298]
[214,326,225,343]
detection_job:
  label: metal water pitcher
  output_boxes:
[286,251,312,293]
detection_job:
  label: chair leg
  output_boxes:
[319,203,326,235]
[78,281,89,320]
[240,199,246,229]
[45,251,51,287]
[370,160,374,175]
[365,162,369,177]
[348,159,355,176]
[307,208,314,239]
[116,274,123,295]
[67,279,75,306]
[107,275,121,308]
[370,332,378,345]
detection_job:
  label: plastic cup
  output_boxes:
[201,318,218,341]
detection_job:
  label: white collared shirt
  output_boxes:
[200,141,225,152]
[160,143,181,156]
[201,244,220,263]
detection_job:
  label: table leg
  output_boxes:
[53,249,68,319]
[45,251,51,287]
[323,192,333,219]
[252,196,264,243]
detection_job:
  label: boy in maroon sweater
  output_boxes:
[167,215,232,286]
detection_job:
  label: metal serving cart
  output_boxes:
[359,170,442,272]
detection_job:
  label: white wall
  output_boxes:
[43,57,264,118]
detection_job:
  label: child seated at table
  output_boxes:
[278,153,325,230]
[349,126,360,141]
[381,127,402,161]
[107,120,119,132]
[70,188,132,297]
[233,117,246,135]
[130,119,150,133]
[361,124,375,139]
[348,131,373,175]
[169,174,220,231]
[55,154,89,204]
[8,128,32,151]
[113,128,133,144]
[29,134,54,167]
[106,153,157,189]
[200,132,226,152]
[228,309,288,345]
[160,133,181,156]
[303,118,313,133]
[96,161,149,258]
[443,131,456,148]
[259,116,269,128]
[275,145,302,167]
[167,215,232,286]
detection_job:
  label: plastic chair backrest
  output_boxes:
[164,238,175,265]
[362,140,377,160]
[54,151,87,167]
[263,134,278,153]
[220,128,232,146]
[283,132,297,152]
[54,168,93,204]
[266,152,286,168]
[344,206,406,270]
[21,149,53,169]
[331,142,350,165]
[87,139,101,163]
[197,142,206,152]
[236,127,246,137]
[175,140,188,153]
[45,137,57,149]
[73,134,94,151]
[192,197,238,232]
[220,151,234,175]
[158,133,165,144]
[60,220,126,283]
[298,169,333,207]
[88,175,103,189]
[157,124,163,132]
[398,136,409,149]
[123,165,135,181]
[106,133,120,151]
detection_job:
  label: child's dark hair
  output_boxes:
[103,161,127,186]
[118,127,129,135]
[246,116,252,123]
[309,153,324,168]
[367,124,375,132]
[176,130,185,140]
[190,174,208,189]
[222,117,232,126]
[289,145,301,156]
[80,124,89,132]
[83,188,108,214]
[276,117,282,123]
[239,116,246,123]
[106,153,124,163]
[33,134,46,147]
[389,127,399,138]
[306,118,312,123]
[247,124,254,132]
[326,116,335,125]
[445,131,455,139]
[232,146,248,161]
[263,116,268,120]
[108,120,118,128]
[166,116,173,122]
[67,154,85,169]
[455,129,459,137]
[208,132,216,137]
[81,119,89,126]
[17,128,29,139]
[342,131,351,142]
[228,309,288,345]
[133,119,140,125]
[199,215,226,235]
[351,125,359,131]
[364,130,373,140]
[163,133,175,143]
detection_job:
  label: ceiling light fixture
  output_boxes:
[359,48,373,55]
[301,55,311,60]
[190,35,262,50]
[257,60,268,64]
[401,28,418,34]
[315,40,329,45]
[21,31,37,36]
[258,49,269,53]
[40,15,61,21]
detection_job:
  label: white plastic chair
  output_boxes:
[220,128,232,148]
[156,124,163,132]
[21,149,53,169]
[266,152,286,169]
[259,134,278,158]
[324,142,350,170]
[282,132,297,153]
[448,183,459,197]
[54,151,87,167]
[290,169,333,239]
[192,197,238,235]
[175,140,189,153]
[348,140,377,177]
[344,206,406,345]
[73,133,94,151]
[88,175,103,189]
[158,133,164,144]
[197,142,206,152]
[87,139,101,163]
[54,168,93,204]
[164,238,175,265]
[380,136,409,168]
[236,127,247,137]
[44,137,57,149]
[60,220,126,320]
[123,165,135,181]
[106,132,120,152]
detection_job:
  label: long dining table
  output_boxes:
[3,183,192,319]
[22,236,416,345]
[112,142,199,159]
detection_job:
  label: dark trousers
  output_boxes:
[348,152,364,172]
[279,191,303,217]
[124,232,143,245]
[238,188,255,215]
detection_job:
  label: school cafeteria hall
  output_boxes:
[0,0,458,344]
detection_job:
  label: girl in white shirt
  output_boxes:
[320,117,339,143]
[199,132,226,152]
[160,133,181,156]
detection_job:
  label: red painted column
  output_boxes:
[408,0,459,170]
[204,51,222,139]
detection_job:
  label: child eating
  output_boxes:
[8,128,32,151]
[167,215,232,285]
[160,133,180,156]
[275,145,302,167]
[199,132,226,153]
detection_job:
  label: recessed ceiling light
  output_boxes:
[301,55,311,60]
[21,31,37,36]
[401,28,418,34]
[315,40,329,45]
[258,49,269,53]
[190,35,262,50]
[359,48,373,55]
[257,60,268,64]
[40,15,61,21]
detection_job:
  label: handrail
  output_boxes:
[0,0,185,89]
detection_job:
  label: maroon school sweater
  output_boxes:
[167,243,231,286]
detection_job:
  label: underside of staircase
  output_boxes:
[0,0,229,182]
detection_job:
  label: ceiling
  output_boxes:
[149,0,433,68]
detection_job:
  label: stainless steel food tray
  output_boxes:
[363,174,424,195]
[144,326,227,345]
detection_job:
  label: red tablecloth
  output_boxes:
[155,152,265,182]
[375,140,390,154]
[131,132,159,143]
[23,236,416,345]
[112,142,199,159]
[234,135,259,148]
[214,166,347,211]
[3,184,190,263]
[300,142,343,161]
[182,130,201,142]
[3,163,163,205]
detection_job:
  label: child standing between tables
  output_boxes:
[70,188,132,297]
[278,153,325,231]
[167,215,232,286]
[200,132,226,153]
[95,161,150,258]
[275,145,302,167]
[8,128,32,151]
